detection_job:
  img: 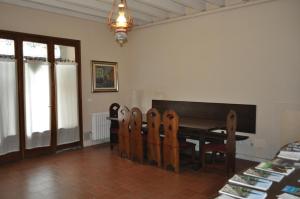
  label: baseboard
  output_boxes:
[84,138,110,147]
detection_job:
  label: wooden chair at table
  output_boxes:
[118,106,131,158]
[162,110,196,173]
[130,107,144,163]
[201,110,237,175]
[146,108,162,167]
[109,103,120,151]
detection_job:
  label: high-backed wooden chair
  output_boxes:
[118,106,131,158]
[146,108,161,167]
[201,110,237,175]
[109,103,120,150]
[163,110,180,173]
[130,107,144,163]
[162,110,196,173]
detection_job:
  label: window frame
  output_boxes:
[0,30,83,162]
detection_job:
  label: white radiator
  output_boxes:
[91,112,111,141]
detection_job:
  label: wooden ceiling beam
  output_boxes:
[59,0,154,22]
[26,0,109,17]
[203,0,226,7]
[171,0,206,11]
[125,0,169,19]
[135,0,186,15]
[25,0,151,23]
[96,0,169,20]
[0,0,107,22]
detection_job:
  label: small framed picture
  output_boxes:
[91,60,119,92]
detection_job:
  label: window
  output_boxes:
[0,30,82,160]
[0,38,19,155]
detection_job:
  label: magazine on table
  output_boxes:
[215,194,236,199]
[282,186,300,196]
[273,158,295,167]
[229,174,272,191]
[277,193,300,199]
[277,151,300,161]
[286,143,300,152]
[278,142,300,161]
[244,168,284,182]
[255,162,295,176]
[272,158,300,169]
[219,184,267,199]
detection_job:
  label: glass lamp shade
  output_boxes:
[116,12,127,28]
[115,31,127,46]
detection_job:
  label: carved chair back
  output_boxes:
[146,108,161,167]
[109,103,120,128]
[109,103,120,150]
[118,106,130,158]
[162,110,180,172]
[226,110,237,173]
[130,107,143,163]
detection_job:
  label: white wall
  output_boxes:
[1,0,299,160]
[0,3,133,137]
[127,0,300,161]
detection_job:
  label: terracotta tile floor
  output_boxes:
[0,145,256,199]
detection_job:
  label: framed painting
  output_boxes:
[91,60,119,92]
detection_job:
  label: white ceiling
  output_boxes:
[0,0,271,27]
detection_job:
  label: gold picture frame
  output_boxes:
[91,60,119,92]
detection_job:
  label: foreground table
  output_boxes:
[266,164,300,198]
[214,142,300,198]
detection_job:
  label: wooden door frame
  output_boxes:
[52,39,83,151]
[0,30,83,162]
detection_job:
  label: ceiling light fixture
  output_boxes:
[107,0,133,46]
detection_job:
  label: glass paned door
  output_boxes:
[55,45,79,145]
[0,31,82,160]
[0,39,19,155]
[23,41,51,149]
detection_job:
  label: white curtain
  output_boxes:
[0,59,19,155]
[25,61,51,149]
[56,62,79,145]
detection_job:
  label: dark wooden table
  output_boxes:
[107,116,249,141]
[178,117,248,141]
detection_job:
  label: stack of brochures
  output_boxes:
[243,168,284,182]
[277,193,300,199]
[255,162,295,176]
[215,194,236,199]
[281,186,300,197]
[277,143,300,161]
[229,174,273,191]
[219,184,267,199]
[273,158,295,168]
